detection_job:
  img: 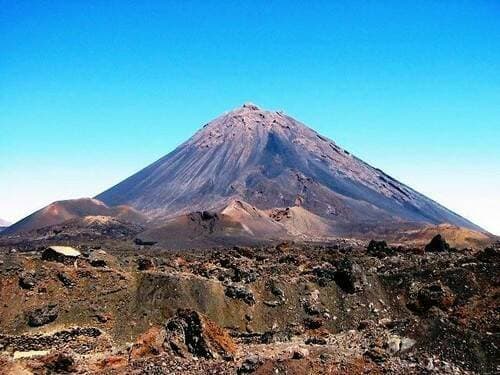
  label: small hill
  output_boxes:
[137,200,290,249]
[394,223,494,249]
[268,206,333,239]
[220,200,286,238]
[137,200,342,249]
[137,209,279,249]
[2,198,147,235]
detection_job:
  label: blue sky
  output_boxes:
[1,1,499,233]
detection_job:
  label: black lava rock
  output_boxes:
[367,240,395,258]
[425,234,450,252]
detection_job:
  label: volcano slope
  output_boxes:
[97,103,483,237]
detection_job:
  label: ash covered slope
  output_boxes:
[97,103,482,233]
[3,198,147,235]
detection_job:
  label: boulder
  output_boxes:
[304,317,323,329]
[386,335,401,355]
[26,304,59,327]
[238,356,262,374]
[90,259,107,268]
[407,281,455,312]
[305,336,327,345]
[334,258,365,293]
[231,266,258,283]
[57,272,75,288]
[95,313,111,323]
[312,265,336,286]
[97,355,128,370]
[365,346,387,363]
[225,285,255,305]
[164,309,237,360]
[424,234,450,252]
[385,335,416,355]
[137,257,154,271]
[367,240,395,258]
[19,272,37,290]
[42,246,81,264]
[134,238,157,246]
[291,347,309,359]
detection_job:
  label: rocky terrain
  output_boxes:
[0,230,498,374]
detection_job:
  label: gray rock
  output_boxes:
[238,356,262,374]
[19,272,37,290]
[225,285,255,305]
[26,304,59,327]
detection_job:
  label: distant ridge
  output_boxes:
[0,218,11,233]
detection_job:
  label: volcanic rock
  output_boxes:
[134,238,157,246]
[225,285,255,305]
[26,304,59,327]
[41,246,81,263]
[367,240,395,258]
[57,272,75,288]
[137,257,154,271]
[291,347,309,359]
[407,281,455,313]
[19,272,37,290]
[305,336,327,345]
[334,258,365,293]
[40,352,76,373]
[237,356,262,374]
[425,234,450,252]
[164,309,237,360]
[476,246,500,263]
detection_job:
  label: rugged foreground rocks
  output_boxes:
[0,236,498,374]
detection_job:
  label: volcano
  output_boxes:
[95,103,481,237]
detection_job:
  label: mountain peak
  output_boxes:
[241,102,261,110]
[191,103,299,148]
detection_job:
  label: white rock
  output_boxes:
[400,337,416,352]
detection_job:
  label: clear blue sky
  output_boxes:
[1,1,499,234]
